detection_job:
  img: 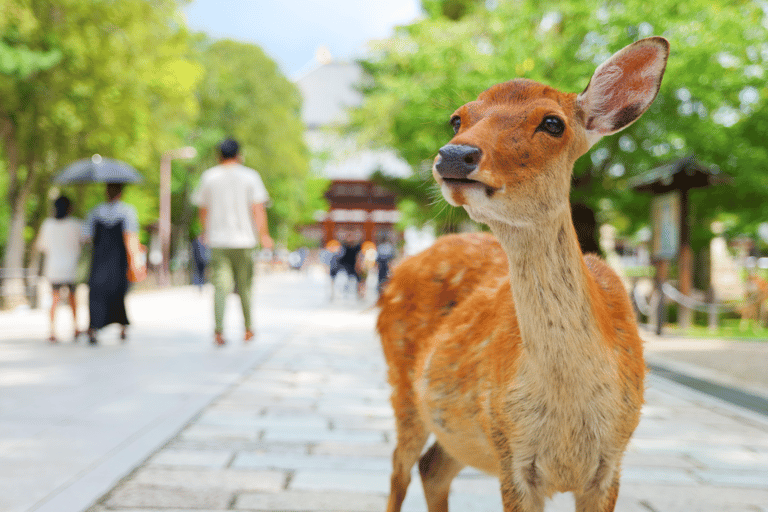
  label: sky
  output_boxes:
[183,0,422,79]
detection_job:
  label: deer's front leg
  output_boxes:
[498,468,545,512]
[493,428,545,512]
[575,472,620,512]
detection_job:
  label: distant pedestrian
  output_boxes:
[338,232,363,299]
[324,239,343,300]
[190,234,209,289]
[359,241,377,299]
[375,236,396,295]
[34,195,83,342]
[192,138,274,345]
[82,183,146,345]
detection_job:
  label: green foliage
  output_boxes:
[0,0,201,266]
[0,2,316,266]
[354,0,768,239]
[672,320,768,341]
[0,41,61,78]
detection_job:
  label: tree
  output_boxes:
[0,0,200,284]
[421,0,483,20]
[353,0,768,241]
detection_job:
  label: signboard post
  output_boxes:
[629,157,732,335]
[651,192,681,335]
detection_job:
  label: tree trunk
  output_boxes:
[2,192,31,307]
[1,115,34,307]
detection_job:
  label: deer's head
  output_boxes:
[434,37,669,227]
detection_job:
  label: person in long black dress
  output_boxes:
[82,183,144,344]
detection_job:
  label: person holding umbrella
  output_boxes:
[81,182,145,344]
[55,155,146,345]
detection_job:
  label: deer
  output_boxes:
[377,37,669,512]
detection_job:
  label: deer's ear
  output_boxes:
[577,37,669,147]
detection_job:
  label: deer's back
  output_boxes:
[377,232,509,377]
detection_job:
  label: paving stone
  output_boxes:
[222,394,318,410]
[290,469,391,494]
[169,439,311,455]
[235,491,386,511]
[399,481,503,512]
[331,414,395,431]
[320,387,390,401]
[621,465,699,484]
[148,449,233,468]
[695,469,768,488]
[94,509,224,512]
[618,482,768,511]
[312,441,395,458]
[179,424,260,442]
[687,447,768,471]
[104,483,233,509]
[622,450,699,470]
[198,412,329,430]
[232,452,391,472]
[315,402,394,418]
[129,467,286,492]
[262,426,384,444]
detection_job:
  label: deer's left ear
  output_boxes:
[577,37,669,147]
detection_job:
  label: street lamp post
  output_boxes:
[159,146,197,286]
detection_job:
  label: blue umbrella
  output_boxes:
[54,154,143,184]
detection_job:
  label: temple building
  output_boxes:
[295,49,410,245]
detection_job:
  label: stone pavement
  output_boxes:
[0,269,325,512]
[2,268,768,512]
[644,334,768,402]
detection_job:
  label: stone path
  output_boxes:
[92,276,768,512]
[2,269,767,512]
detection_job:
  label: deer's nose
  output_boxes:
[435,144,482,179]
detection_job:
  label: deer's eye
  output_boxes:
[538,116,565,137]
[450,116,461,134]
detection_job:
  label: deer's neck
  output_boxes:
[490,211,603,367]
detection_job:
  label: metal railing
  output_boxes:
[632,280,767,334]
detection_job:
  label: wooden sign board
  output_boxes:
[651,191,680,260]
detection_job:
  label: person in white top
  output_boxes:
[192,138,274,345]
[34,196,83,342]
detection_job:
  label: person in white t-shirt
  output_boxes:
[34,196,83,342]
[192,138,274,345]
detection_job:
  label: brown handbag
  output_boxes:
[127,244,147,283]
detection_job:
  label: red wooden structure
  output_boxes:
[319,179,400,244]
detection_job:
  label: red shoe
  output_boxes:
[244,330,255,342]
[214,332,226,346]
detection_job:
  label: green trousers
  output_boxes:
[209,247,255,334]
